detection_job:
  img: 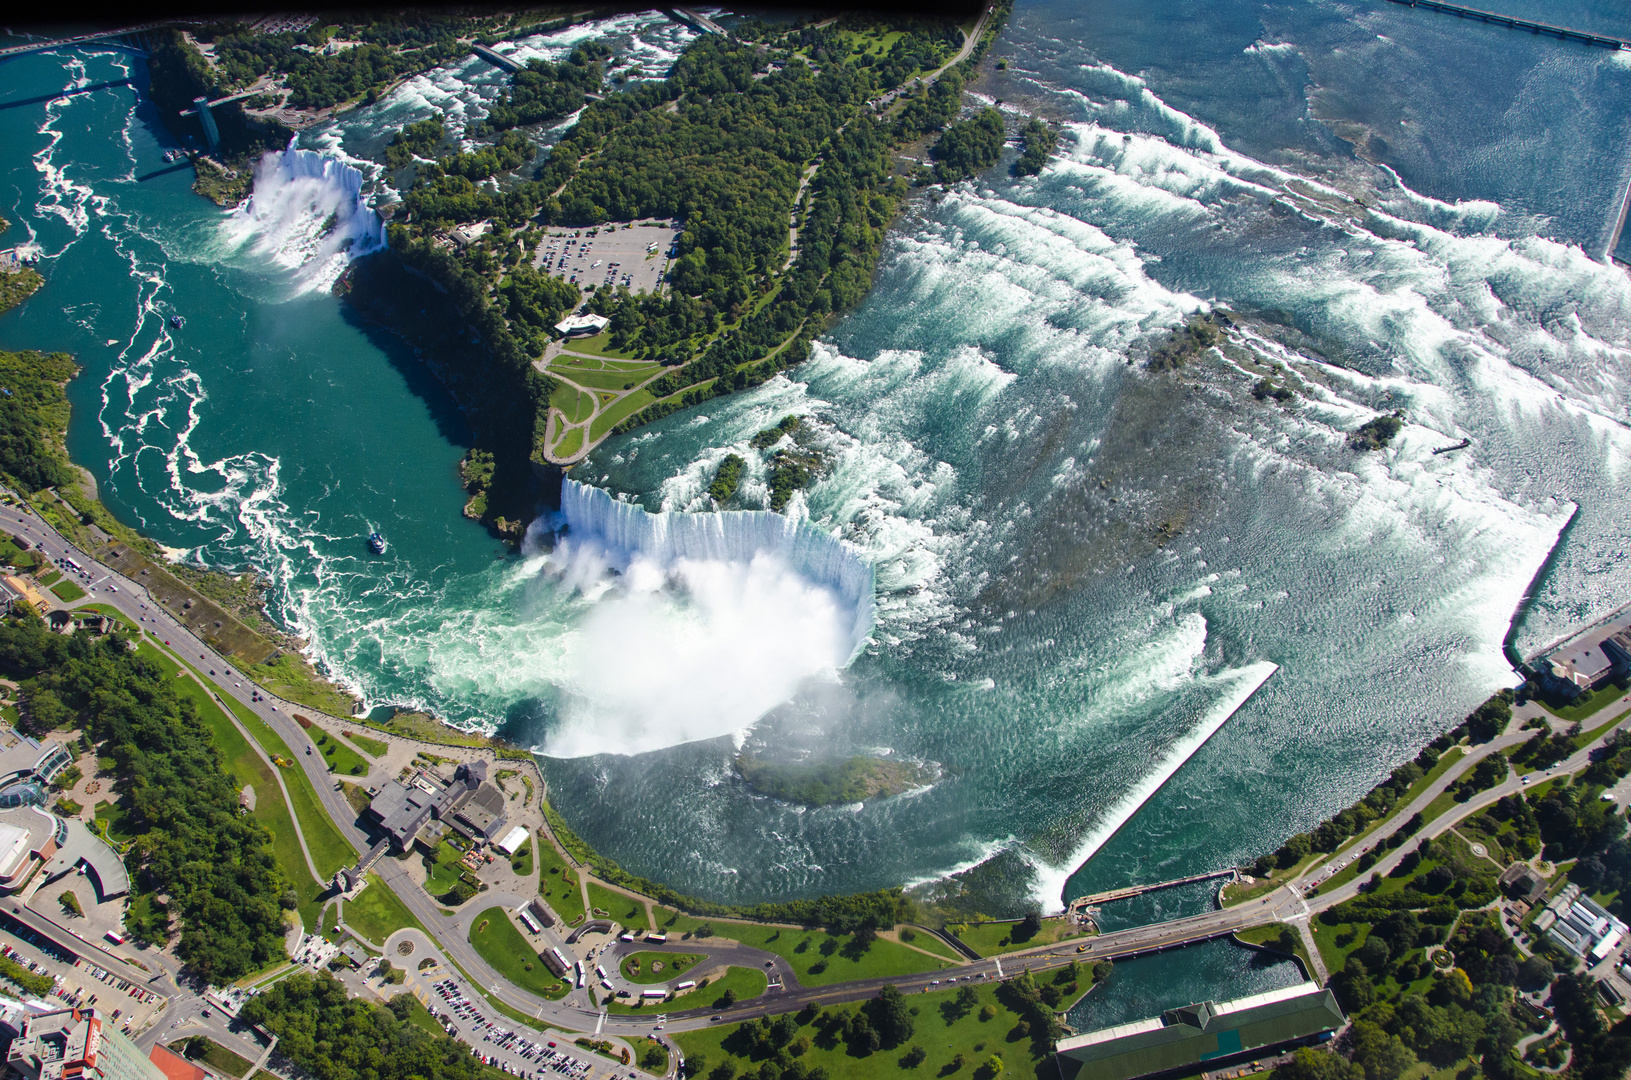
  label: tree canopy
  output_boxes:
[0,616,289,980]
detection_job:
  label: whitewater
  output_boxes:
[3,1,1631,914]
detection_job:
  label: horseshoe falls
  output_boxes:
[4,0,1631,916]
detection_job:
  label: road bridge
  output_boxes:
[1385,0,1631,49]
[0,23,177,63]
[1068,868,1237,913]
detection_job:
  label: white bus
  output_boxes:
[518,909,541,934]
[674,980,696,991]
[104,931,125,946]
[641,989,667,999]
[574,962,584,988]
[645,933,668,943]
[595,965,607,979]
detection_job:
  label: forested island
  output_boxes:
[147,6,1014,535]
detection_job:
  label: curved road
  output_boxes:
[4,487,1627,1048]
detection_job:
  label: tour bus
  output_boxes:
[574,962,584,988]
[595,964,607,980]
[619,933,634,942]
[674,980,695,991]
[518,909,541,934]
[641,990,667,999]
[601,979,613,990]
[104,931,125,946]
[645,933,668,943]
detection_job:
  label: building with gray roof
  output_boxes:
[363,760,507,852]
[1055,983,1345,1080]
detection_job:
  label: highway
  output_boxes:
[3,487,1629,1050]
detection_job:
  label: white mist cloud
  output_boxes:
[540,541,856,757]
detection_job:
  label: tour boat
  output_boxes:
[367,532,386,554]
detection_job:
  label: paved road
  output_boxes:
[8,491,1630,1048]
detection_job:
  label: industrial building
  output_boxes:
[1054,984,1345,1080]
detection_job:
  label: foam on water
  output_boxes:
[527,481,875,757]
[218,145,385,293]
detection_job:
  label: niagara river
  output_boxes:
[3,0,1631,929]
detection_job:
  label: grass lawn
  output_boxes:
[49,579,86,601]
[630,1036,669,1075]
[605,966,766,1014]
[549,381,594,424]
[180,1039,252,1078]
[589,388,657,441]
[652,908,951,988]
[94,800,135,842]
[206,687,357,876]
[552,332,640,361]
[586,881,645,923]
[422,841,468,898]
[344,873,426,944]
[673,979,1052,1080]
[549,365,663,392]
[1233,924,1315,977]
[37,569,60,586]
[468,907,572,1000]
[1575,706,1631,749]
[949,918,1085,957]
[537,840,587,925]
[620,951,704,984]
[392,992,444,1036]
[134,642,327,929]
[509,841,533,877]
[552,427,585,459]
[245,652,358,717]
[1541,683,1631,724]
[304,723,370,777]
[896,928,962,962]
[342,729,389,758]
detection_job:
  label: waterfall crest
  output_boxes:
[560,479,875,662]
[224,144,385,293]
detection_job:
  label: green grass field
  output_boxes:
[342,730,389,758]
[949,918,1086,957]
[620,951,703,984]
[94,800,135,842]
[468,907,572,1000]
[344,873,425,944]
[550,381,595,424]
[1542,683,1630,724]
[184,1039,253,1078]
[605,965,766,1014]
[134,642,327,930]
[392,992,444,1036]
[422,841,468,898]
[549,364,665,392]
[49,579,86,601]
[896,928,962,962]
[589,388,658,441]
[552,427,585,459]
[306,724,370,777]
[552,332,640,360]
[36,569,60,586]
[537,839,587,925]
[586,881,645,924]
[651,909,951,987]
[673,979,1053,1080]
[204,687,357,876]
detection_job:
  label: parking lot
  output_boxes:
[426,976,652,1080]
[532,222,679,297]
[0,939,165,1037]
